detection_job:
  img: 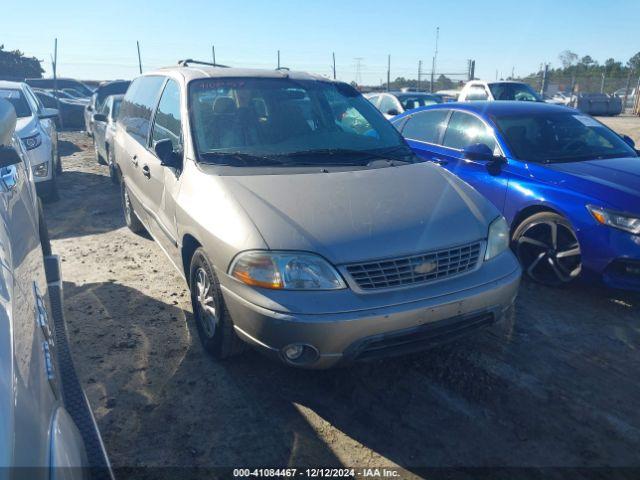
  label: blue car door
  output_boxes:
[436,110,510,212]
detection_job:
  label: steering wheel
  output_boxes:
[562,139,587,153]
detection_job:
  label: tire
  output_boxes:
[189,248,245,359]
[39,169,59,204]
[37,199,52,257]
[512,211,582,287]
[94,141,106,165]
[120,181,146,234]
[107,146,119,185]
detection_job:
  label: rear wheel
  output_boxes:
[107,146,119,184]
[94,141,106,165]
[121,181,145,234]
[512,212,581,287]
[189,248,245,359]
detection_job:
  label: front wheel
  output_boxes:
[512,212,582,287]
[94,141,106,165]
[120,181,145,234]
[189,248,245,359]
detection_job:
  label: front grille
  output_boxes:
[345,241,482,290]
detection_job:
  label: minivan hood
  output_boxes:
[220,163,497,265]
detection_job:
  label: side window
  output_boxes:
[101,99,111,116]
[367,95,380,107]
[465,85,489,101]
[442,111,496,151]
[118,76,165,146]
[402,110,449,144]
[151,79,182,150]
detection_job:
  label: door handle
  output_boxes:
[142,165,151,179]
[432,158,448,166]
[130,154,138,167]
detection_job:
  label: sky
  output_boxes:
[4,0,640,85]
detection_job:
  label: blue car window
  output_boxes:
[442,111,496,151]
[402,110,449,144]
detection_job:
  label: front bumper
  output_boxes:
[222,257,521,369]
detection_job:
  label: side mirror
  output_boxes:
[86,105,93,112]
[39,108,59,120]
[93,113,108,123]
[462,143,495,161]
[0,145,22,168]
[386,108,400,116]
[621,134,635,149]
[154,138,182,169]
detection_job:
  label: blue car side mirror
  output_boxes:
[462,143,495,162]
[621,134,635,149]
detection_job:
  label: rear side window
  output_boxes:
[442,111,496,151]
[151,79,182,151]
[118,76,165,146]
[402,110,449,144]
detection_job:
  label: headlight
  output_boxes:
[485,216,510,260]
[22,132,42,151]
[32,162,49,178]
[587,205,640,235]
[229,251,346,290]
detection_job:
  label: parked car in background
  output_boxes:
[85,80,130,137]
[545,92,572,106]
[458,80,542,102]
[0,98,112,479]
[26,77,94,97]
[613,87,637,108]
[92,93,123,182]
[0,81,61,201]
[392,101,640,290]
[114,63,520,369]
[33,88,86,129]
[569,92,623,116]
[365,91,443,118]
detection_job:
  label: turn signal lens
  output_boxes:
[587,205,640,235]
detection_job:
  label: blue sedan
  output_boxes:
[392,102,640,290]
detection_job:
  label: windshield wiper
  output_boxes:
[283,147,415,166]
[199,151,284,166]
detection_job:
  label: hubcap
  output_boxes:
[123,188,132,223]
[516,220,581,285]
[194,267,217,338]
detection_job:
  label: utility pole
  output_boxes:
[469,60,476,81]
[354,57,363,86]
[212,45,216,65]
[53,38,61,128]
[386,55,390,91]
[600,72,606,94]
[136,41,142,74]
[623,70,632,113]
[277,50,280,69]
[430,26,439,93]
[417,60,422,91]
[540,63,549,96]
[332,52,336,80]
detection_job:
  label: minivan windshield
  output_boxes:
[493,111,638,163]
[189,78,413,166]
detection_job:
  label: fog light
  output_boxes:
[283,344,305,361]
[32,162,49,178]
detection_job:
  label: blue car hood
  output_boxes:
[542,157,640,210]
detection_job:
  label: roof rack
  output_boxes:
[275,66,290,71]
[178,59,230,68]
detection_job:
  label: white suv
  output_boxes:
[0,81,61,201]
[458,80,542,103]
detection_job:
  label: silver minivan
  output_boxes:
[114,61,521,368]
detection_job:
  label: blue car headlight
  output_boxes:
[485,216,510,261]
[22,132,42,151]
[587,205,640,235]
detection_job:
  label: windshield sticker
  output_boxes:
[573,115,602,127]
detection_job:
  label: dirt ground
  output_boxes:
[46,121,640,478]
